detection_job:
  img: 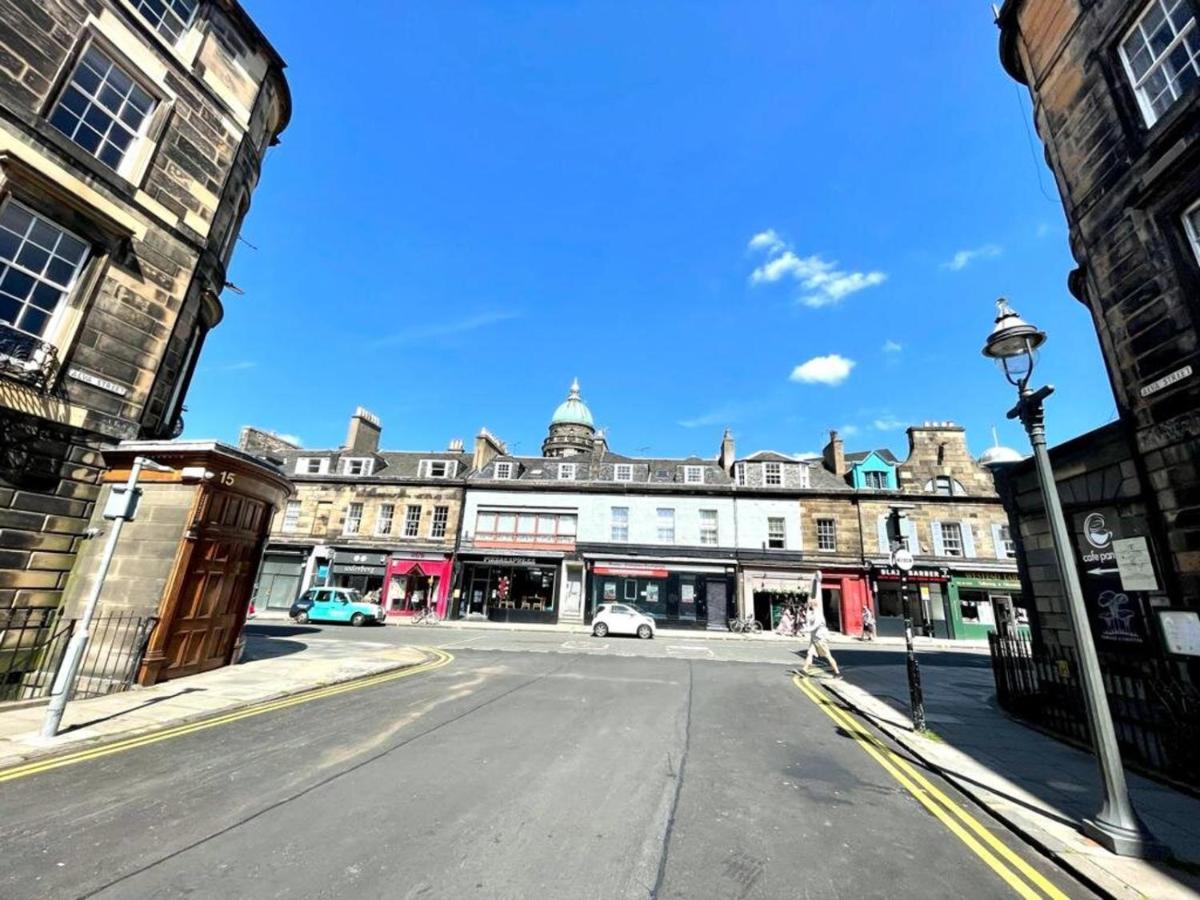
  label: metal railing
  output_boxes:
[0,321,59,391]
[0,607,157,703]
[989,633,1200,787]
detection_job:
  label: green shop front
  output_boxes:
[946,570,1028,640]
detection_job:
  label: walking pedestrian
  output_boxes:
[800,597,841,678]
[861,604,876,642]
[778,604,796,637]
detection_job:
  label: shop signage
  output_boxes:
[1138,364,1192,398]
[68,366,128,396]
[1072,508,1149,649]
[1159,611,1200,656]
[1112,537,1159,592]
[482,556,539,567]
[594,564,670,578]
[874,565,946,581]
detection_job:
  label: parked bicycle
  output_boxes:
[412,606,440,625]
[727,615,762,635]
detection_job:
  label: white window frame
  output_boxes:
[429,505,449,539]
[763,461,782,486]
[128,0,200,44]
[423,459,456,478]
[0,199,90,345]
[940,521,964,557]
[767,517,786,550]
[735,463,746,486]
[1184,199,1200,264]
[48,42,161,179]
[343,502,364,535]
[816,517,837,552]
[494,461,513,480]
[614,464,633,482]
[404,504,421,538]
[999,524,1016,559]
[295,458,329,475]
[699,509,719,546]
[798,465,811,489]
[684,465,703,484]
[341,457,373,476]
[656,508,675,544]
[864,470,888,490]
[1119,0,1200,126]
[611,506,629,542]
[281,500,301,533]
[558,462,576,481]
[376,503,394,536]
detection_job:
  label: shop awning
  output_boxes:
[594,564,669,578]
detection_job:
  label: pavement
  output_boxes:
[0,634,1094,900]
[820,654,1200,900]
[0,632,431,772]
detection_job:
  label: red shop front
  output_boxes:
[383,554,453,617]
[819,568,872,637]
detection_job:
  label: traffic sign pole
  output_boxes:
[888,510,926,733]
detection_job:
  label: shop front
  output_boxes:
[329,550,388,598]
[384,553,453,617]
[457,553,563,624]
[947,572,1028,640]
[255,548,307,609]
[741,565,871,635]
[870,564,951,639]
[586,560,736,631]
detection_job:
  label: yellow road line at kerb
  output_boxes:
[0,648,453,785]
[793,675,1067,900]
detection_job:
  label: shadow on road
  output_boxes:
[241,636,311,662]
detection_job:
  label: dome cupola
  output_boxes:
[543,378,597,457]
[551,378,594,427]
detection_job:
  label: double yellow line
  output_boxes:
[793,675,1068,900]
[0,647,454,785]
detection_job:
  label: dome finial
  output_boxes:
[569,377,580,398]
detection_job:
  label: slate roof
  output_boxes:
[275,448,473,482]
[845,448,900,465]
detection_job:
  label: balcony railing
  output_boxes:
[0,322,59,392]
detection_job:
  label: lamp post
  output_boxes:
[981,298,1166,859]
[41,455,175,738]
[887,504,925,732]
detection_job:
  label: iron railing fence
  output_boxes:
[0,607,157,703]
[989,633,1200,787]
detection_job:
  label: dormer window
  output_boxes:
[494,461,513,480]
[423,460,457,478]
[764,461,782,486]
[926,476,965,497]
[684,465,703,484]
[341,458,373,476]
[558,463,576,481]
[798,465,811,489]
[614,464,633,482]
[864,470,888,489]
[130,0,200,43]
[295,458,328,475]
[735,463,746,486]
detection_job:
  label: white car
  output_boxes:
[592,603,656,639]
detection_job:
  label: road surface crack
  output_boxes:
[650,659,693,899]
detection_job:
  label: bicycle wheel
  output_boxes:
[747,620,763,635]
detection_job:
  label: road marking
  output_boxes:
[435,635,487,649]
[562,640,607,651]
[666,644,714,657]
[0,648,454,785]
[793,676,1068,900]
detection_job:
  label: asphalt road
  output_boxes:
[0,639,1095,899]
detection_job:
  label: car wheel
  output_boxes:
[296,611,310,624]
[637,624,653,640]
[593,622,609,637]
[350,612,366,627]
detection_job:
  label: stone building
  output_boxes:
[245,409,471,619]
[0,0,290,613]
[997,0,1200,662]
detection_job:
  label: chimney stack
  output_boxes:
[345,407,381,454]
[718,429,736,474]
[472,428,507,471]
[822,430,846,476]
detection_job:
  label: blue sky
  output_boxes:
[186,0,1113,460]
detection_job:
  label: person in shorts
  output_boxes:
[800,598,841,677]
[861,604,876,641]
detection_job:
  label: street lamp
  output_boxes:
[41,455,175,738]
[981,298,1166,859]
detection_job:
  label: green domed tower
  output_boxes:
[542,379,596,457]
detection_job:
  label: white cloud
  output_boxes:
[276,433,303,446]
[794,450,820,461]
[677,407,739,429]
[370,311,521,348]
[942,244,1002,272]
[790,354,856,386]
[747,229,785,256]
[747,231,886,308]
[838,424,861,437]
[882,339,903,354]
[218,361,257,372]
[873,416,904,431]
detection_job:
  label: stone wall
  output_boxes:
[1000,0,1200,608]
[0,0,289,610]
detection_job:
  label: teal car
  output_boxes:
[290,587,386,627]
